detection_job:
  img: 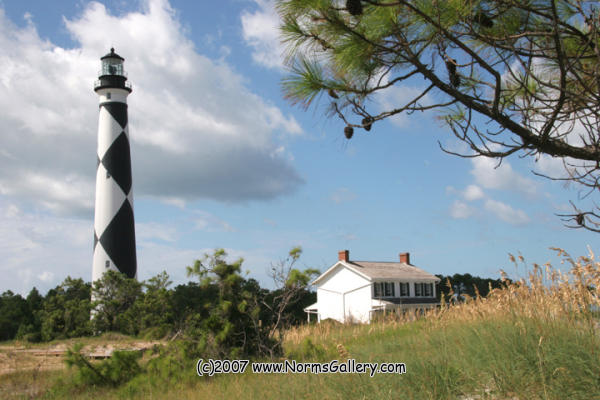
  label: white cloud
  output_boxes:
[471,157,537,198]
[0,0,304,218]
[241,0,283,69]
[484,199,530,225]
[136,222,178,243]
[447,184,530,225]
[38,271,54,282]
[534,154,570,180]
[450,200,475,219]
[0,197,282,294]
[0,198,91,294]
[0,172,94,217]
[193,210,236,232]
[158,197,186,209]
[463,184,484,201]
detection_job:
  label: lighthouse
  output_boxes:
[92,48,137,282]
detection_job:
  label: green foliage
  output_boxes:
[0,290,28,341]
[435,273,506,301]
[0,249,317,358]
[91,270,142,335]
[18,287,44,342]
[135,271,174,337]
[0,287,45,342]
[286,267,319,288]
[142,340,199,389]
[64,343,142,387]
[177,247,319,359]
[26,286,43,312]
[41,277,92,341]
[185,249,267,358]
[170,281,217,331]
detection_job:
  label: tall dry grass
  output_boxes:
[286,248,600,345]
[429,248,600,326]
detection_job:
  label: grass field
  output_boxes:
[3,249,600,399]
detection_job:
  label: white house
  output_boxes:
[304,250,440,323]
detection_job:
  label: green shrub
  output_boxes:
[64,343,143,387]
[284,337,329,361]
[139,324,171,340]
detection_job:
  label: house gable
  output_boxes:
[312,261,371,287]
[316,262,371,293]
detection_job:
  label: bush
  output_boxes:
[139,324,172,340]
[285,337,329,361]
[65,343,143,387]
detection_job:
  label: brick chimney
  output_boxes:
[399,252,410,264]
[338,250,349,262]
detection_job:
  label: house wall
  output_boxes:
[317,264,371,323]
[344,284,372,323]
[316,289,343,322]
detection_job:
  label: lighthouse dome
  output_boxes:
[101,47,125,61]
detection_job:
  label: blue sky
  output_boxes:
[0,0,596,295]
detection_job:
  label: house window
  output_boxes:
[384,282,395,297]
[399,282,409,297]
[415,283,433,297]
[374,282,383,297]
[374,282,395,297]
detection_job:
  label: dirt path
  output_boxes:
[0,341,163,376]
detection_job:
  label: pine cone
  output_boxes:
[344,126,354,139]
[474,12,494,28]
[362,117,373,131]
[346,0,363,16]
[445,58,460,87]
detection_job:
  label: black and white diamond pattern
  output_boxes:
[92,101,137,281]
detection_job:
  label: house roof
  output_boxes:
[348,261,440,282]
[311,260,440,285]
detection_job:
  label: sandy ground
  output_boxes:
[0,341,163,376]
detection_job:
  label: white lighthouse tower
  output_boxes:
[92,48,137,282]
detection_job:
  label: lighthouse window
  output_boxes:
[106,171,111,179]
[102,61,124,76]
[105,260,110,268]
[106,92,111,99]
